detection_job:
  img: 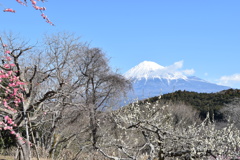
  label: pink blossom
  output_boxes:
[13,88,19,95]
[16,81,25,85]
[5,50,11,54]
[3,126,12,130]
[16,0,26,6]
[41,13,47,19]
[3,8,16,13]
[41,13,54,25]
[6,56,11,61]
[31,0,37,5]
[9,83,16,87]
[3,101,8,108]
[4,64,10,69]
[8,71,13,76]
[33,6,45,10]
[4,116,9,121]
[18,137,23,141]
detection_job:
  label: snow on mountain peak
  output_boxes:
[124,61,188,80]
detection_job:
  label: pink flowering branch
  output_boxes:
[0,38,28,145]
[16,0,27,6]
[2,0,54,25]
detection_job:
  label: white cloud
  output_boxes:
[158,60,195,78]
[217,74,240,88]
[183,69,195,75]
[165,60,184,71]
[166,60,194,75]
[172,61,183,69]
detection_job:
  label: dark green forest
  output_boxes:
[140,89,240,120]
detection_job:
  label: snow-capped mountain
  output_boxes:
[125,61,187,81]
[124,61,230,100]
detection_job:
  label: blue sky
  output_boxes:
[0,0,240,88]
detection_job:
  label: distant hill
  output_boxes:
[141,89,240,120]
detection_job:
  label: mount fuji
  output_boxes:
[124,61,230,100]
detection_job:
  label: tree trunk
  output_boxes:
[158,151,165,160]
[15,139,31,160]
[89,105,98,149]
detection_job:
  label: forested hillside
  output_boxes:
[141,89,240,120]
